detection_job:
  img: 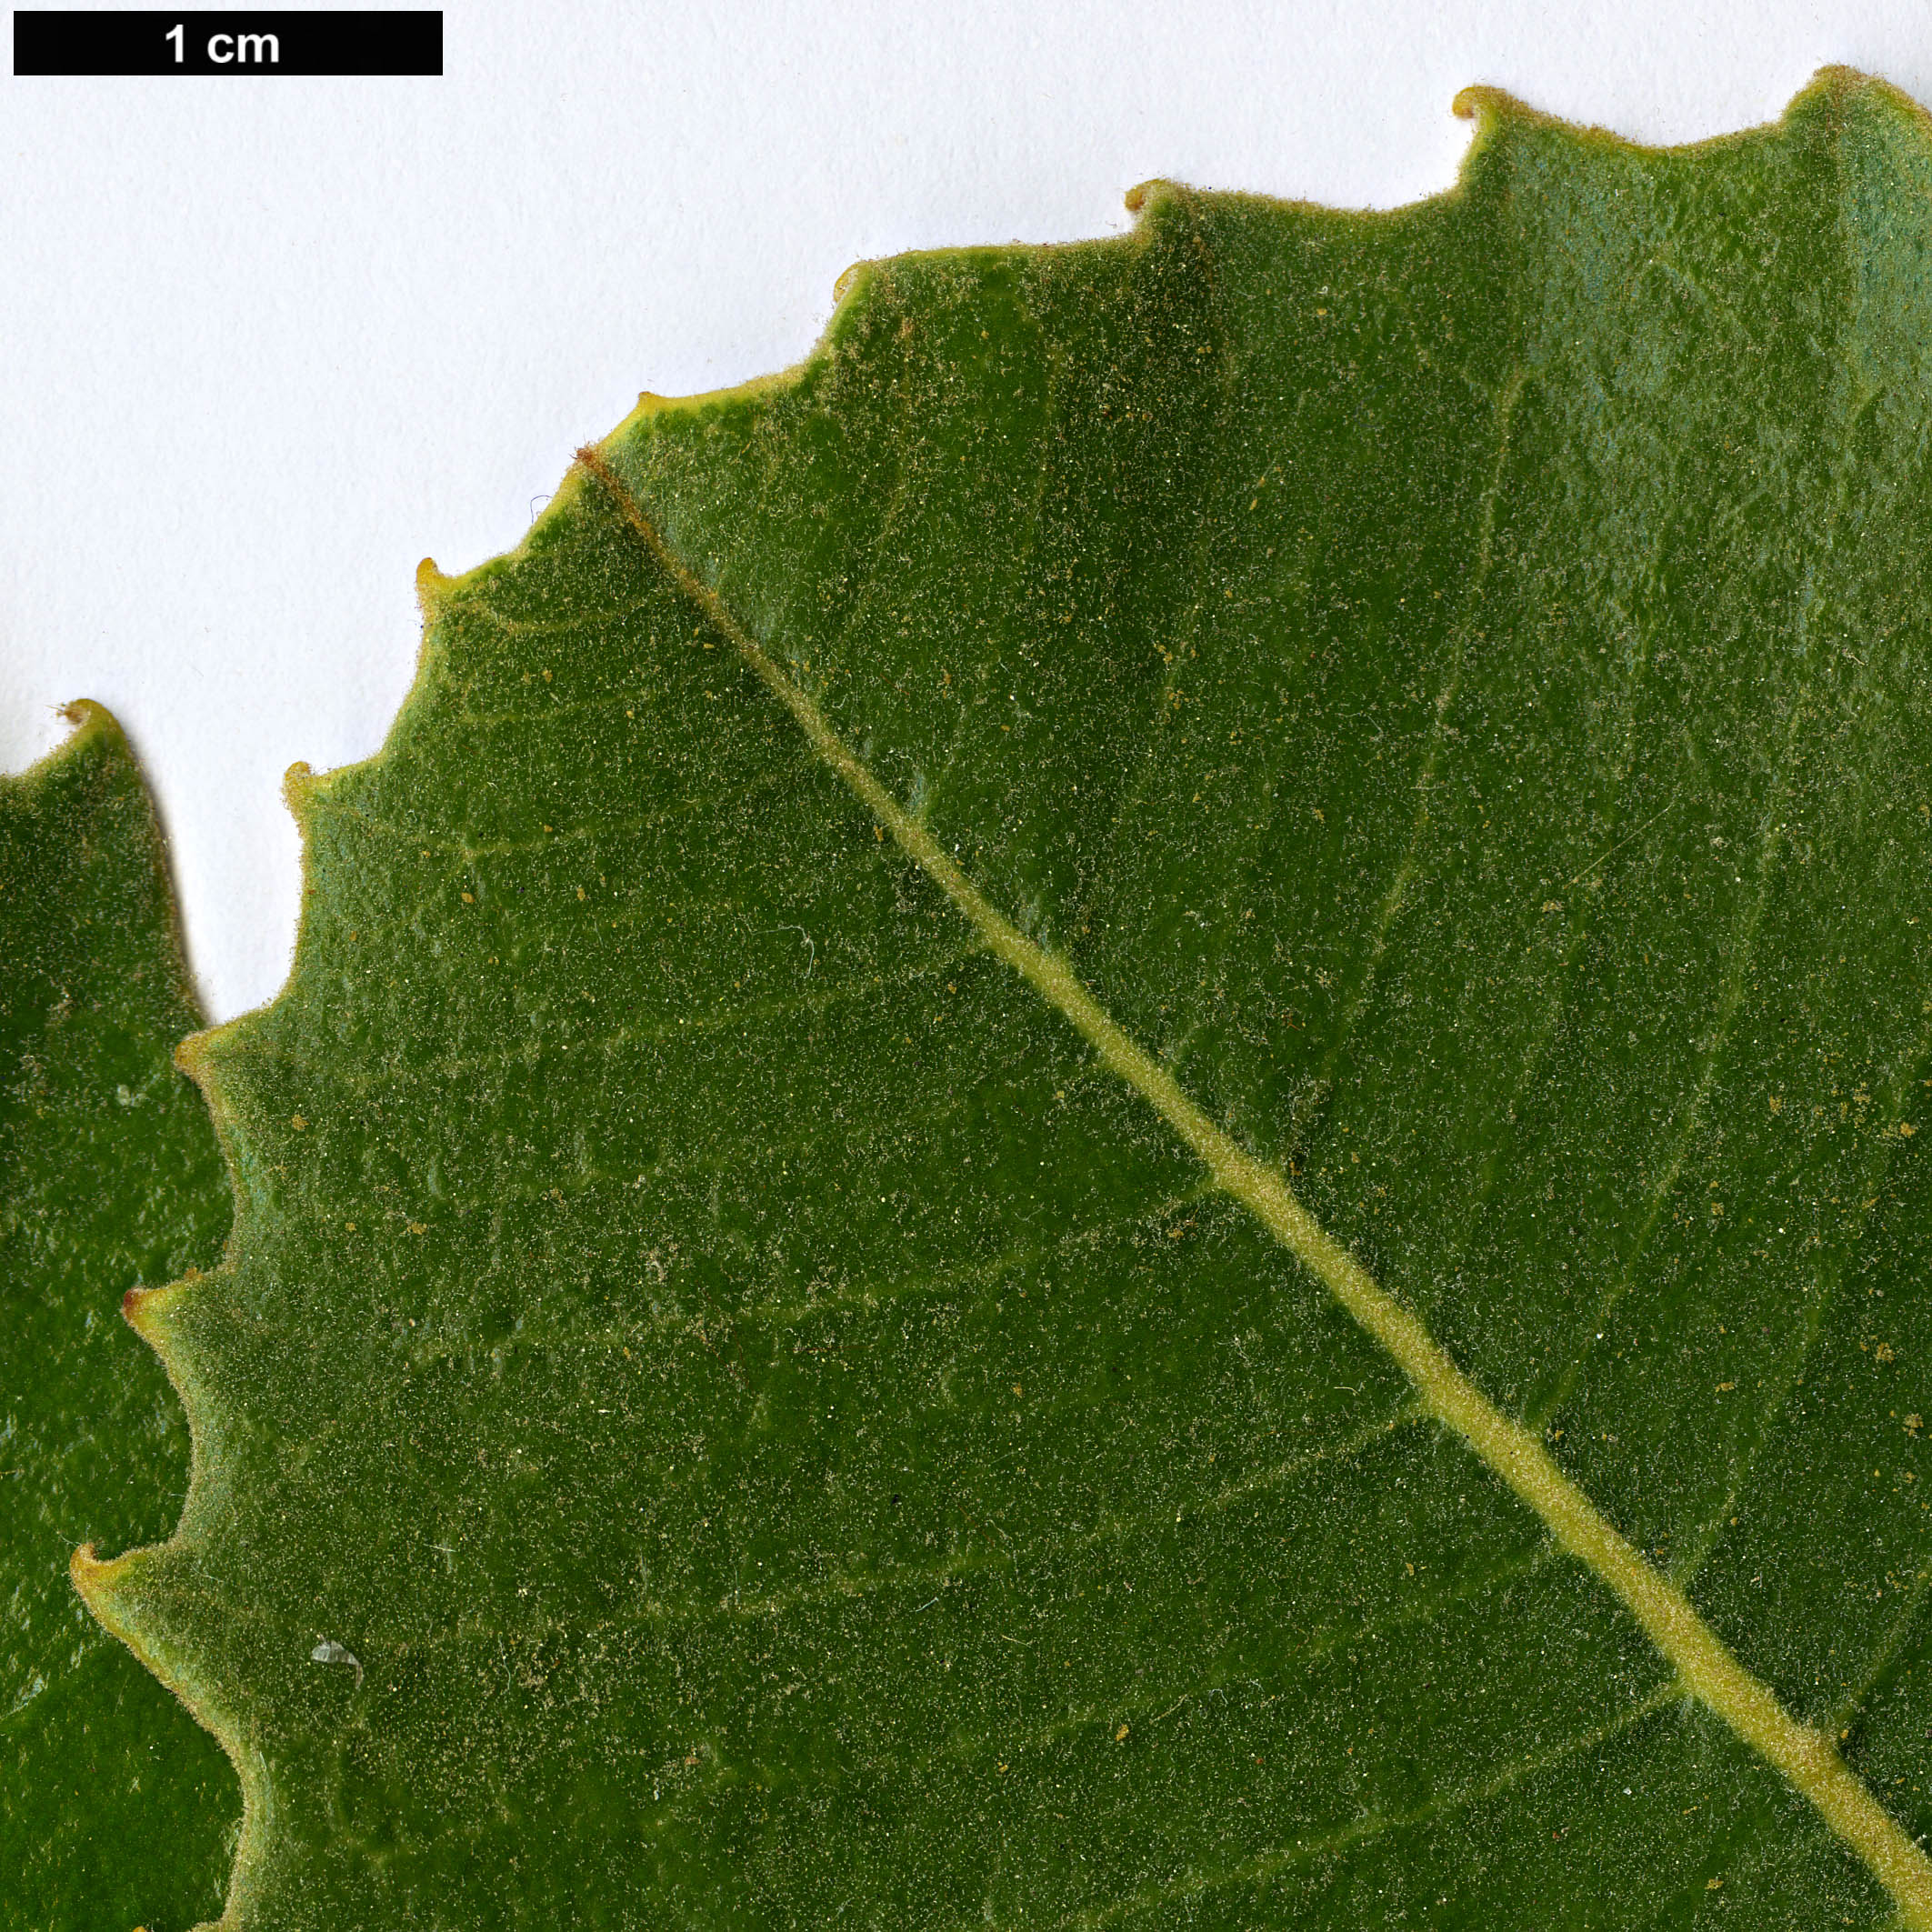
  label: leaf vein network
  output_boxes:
[566,440,1932,1927]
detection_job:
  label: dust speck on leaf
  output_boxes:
[310,1641,363,1687]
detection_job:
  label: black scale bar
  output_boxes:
[15,10,441,75]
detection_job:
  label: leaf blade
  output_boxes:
[1,705,238,1931]
[98,65,1932,1929]
[577,440,1932,1922]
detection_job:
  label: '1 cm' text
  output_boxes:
[165,25,279,64]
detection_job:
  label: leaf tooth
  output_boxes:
[123,1276,182,1346]
[87,1286,255,1722]
[71,1536,205,1700]
[72,1534,266,1915]
[1122,176,1180,219]
[118,1261,242,1557]
[280,757,321,822]
[51,694,119,747]
[73,1537,246,1766]
[174,1016,286,1228]
[121,1266,226,1362]
[173,1015,232,1109]
[1451,82,1534,125]
[415,553,454,614]
[70,1538,153,1648]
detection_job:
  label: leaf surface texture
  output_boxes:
[1,706,237,1928]
[88,69,1932,1929]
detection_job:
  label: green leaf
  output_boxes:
[1,705,237,1929]
[80,66,1932,1927]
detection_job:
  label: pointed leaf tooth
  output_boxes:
[71,1538,203,1699]
[121,1265,225,1413]
[281,758,319,819]
[122,1272,200,1347]
[1451,81,1533,125]
[171,1013,305,1231]
[3,696,237,1920]
[73,1538,269,1928]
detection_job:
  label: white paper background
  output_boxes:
[5,0,1932,1020]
